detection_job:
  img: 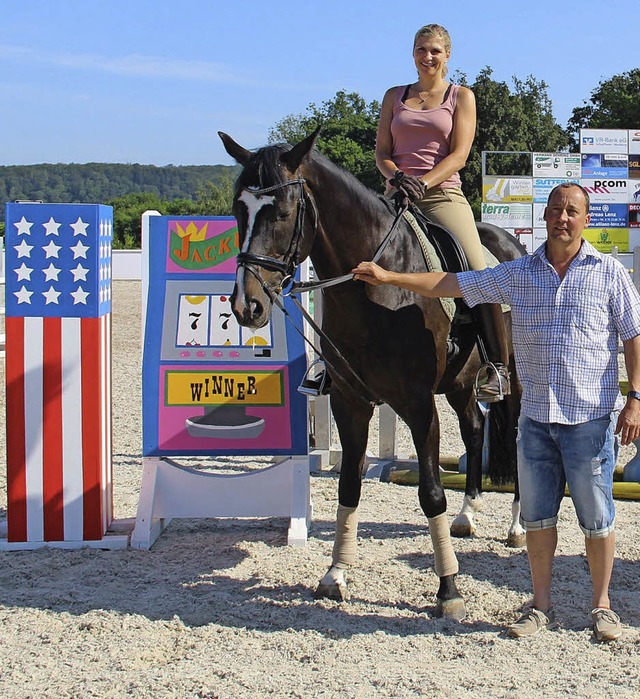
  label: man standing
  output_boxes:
[352,183,640,641]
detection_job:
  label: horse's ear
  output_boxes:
[218,131,252,165]
[281,126,321,173]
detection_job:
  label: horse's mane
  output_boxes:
[307,148,386,216]
[236,142,387,220]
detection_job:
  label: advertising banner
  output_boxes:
[504,228,534,253]
[630,204,640,229]
[580,179,630,204]
[481,203,532,228]
[533,203,546,228]
[629,130,640,155]
[482,177,533,202]
[532,229,547,251]
[588,203,628,228]
[581,153,629,178]
[580,129,628,154]
[532,153,581,178]
[630,155,640,180]
[628,180,640,203]
[583,228,629,252]
[533,178,572,203]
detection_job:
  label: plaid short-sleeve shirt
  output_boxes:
[457,240,640,424]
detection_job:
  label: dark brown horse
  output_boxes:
[219,129,525,620]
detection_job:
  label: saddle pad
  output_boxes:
[402,210,506,322]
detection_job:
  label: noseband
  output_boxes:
[236,178,311,293]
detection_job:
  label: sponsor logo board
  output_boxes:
[580,179,629,204]
[533,229,547,251]
[481,203,532,227]
[588,203,628,228]
[504,228,534,253]
[533,177,575,203]
[532,153,581,178]
[580,129,628,154]
[482,177,533,202]
[581,153,628,178]
[533,203,546,227]
[583,228,630,252]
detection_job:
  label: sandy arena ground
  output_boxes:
[0,281,639,699]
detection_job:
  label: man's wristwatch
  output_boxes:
[627,390,640,401]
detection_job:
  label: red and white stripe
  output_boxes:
[6,314,112,543]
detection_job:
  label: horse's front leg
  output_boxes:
[315,389,374,601]
[445,389,485,538]
[410,397,466,621]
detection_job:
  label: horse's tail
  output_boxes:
[487,397,519,485]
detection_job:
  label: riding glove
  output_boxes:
[390,170,426,202]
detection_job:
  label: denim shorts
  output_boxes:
[516,414,617,538]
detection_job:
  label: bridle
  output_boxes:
[235,176,409,406]
[235,178,311,294]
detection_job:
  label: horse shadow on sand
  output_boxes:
[0,516,638,640]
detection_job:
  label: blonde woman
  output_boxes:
[375,23,510,402]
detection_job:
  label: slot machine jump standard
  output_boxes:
[132,213,312,549]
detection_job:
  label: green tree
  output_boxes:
[567,69,640,149]
[269,90,383,190]
[193,173,235,216]
[108,192,165,248]
[107,178,235,248]
[459,67,569,217]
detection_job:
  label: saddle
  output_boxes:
[364,197,506,326]
[402,205,504,323]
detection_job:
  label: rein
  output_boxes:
[289,195,409,294]
[236,178,409,406]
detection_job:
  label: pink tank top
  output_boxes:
[389,82,462,188]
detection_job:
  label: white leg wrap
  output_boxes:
[332,504,359,568]
[429,513,459,577]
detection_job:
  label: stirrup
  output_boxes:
[298,359,330,397]
[474,362,509,404]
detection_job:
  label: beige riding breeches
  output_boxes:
[414,187,486,271]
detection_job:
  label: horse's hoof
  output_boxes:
[506,532,526,548]
[435,596,466,621]
[314,582,350,601]
[450,523,475,538]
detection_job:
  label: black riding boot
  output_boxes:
[472,303,511,403]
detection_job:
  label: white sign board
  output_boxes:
[580,129,628,154]
[580,179,630,204]
[533,203,546,228]
[532,229,547,251]
[532,153,581,178]
[481,203,532,228]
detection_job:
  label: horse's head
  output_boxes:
[218,129,319,329]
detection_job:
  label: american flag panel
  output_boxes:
[4,203,113,543]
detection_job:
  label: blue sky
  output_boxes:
[1,0,637,167]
